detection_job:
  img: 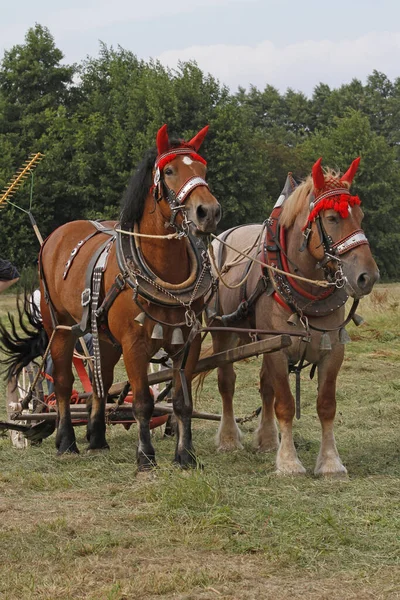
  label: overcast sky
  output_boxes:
[1,0,400,95]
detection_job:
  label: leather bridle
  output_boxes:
[302,189,370,285]
[152,148,209,229]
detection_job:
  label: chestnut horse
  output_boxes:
[3,124,221,469]
[208,158,379,476]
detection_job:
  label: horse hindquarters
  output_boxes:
[49,329,79,455]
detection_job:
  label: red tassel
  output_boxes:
[305,195,361,229]
[157,153,177,170]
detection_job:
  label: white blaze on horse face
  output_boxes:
[182,156,193,165]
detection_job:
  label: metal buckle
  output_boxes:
[115,273,126,290]
[81,288,91,307]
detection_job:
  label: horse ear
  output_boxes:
[340,157,361,185]
[156,124,170,155]
[187,125,209,151]
[312,157,325,191]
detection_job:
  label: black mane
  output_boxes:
[120,138,194,227]
[120,147,157,227]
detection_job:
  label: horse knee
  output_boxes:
[218,365,236,396]
[317,395,336,422]
[274,396,295,423]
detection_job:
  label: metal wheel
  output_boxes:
[5,363,46,448]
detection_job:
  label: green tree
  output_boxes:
[0,24,76,266]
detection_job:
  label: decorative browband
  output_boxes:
[313,187,350,205]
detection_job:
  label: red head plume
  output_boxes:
[312,157,325,191]
[156,124,170,155]
[340,157,361,185]
[187,125,209,151]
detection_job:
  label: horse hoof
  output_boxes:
[137,451,157,471]
[275,462,306,476]
[217,438,243,452]
[257,442,278,453]
[314,465,348,479]
[174,447,202,469]
[57,448,80,458]
[314,457,348,478]
[137,460,157,472]
[86,446,110,455]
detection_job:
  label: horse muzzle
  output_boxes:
[345,266,380,299]
[192,201,222,234]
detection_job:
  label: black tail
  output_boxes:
[0,292,49,382]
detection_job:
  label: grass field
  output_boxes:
[0,286,399,599]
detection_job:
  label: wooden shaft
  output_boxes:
[108,334,291,395]
[12,404,225,422]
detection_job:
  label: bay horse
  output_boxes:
[2,124,221,469]
[208,158,379,476]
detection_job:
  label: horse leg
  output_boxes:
[255,353,279,452]
[86,340,121,452]
[314,346,347,476]
[267,354,306,475]
[124,350,156,471]
[51,331,79,455]
[172,333,202,468]
[214,332,243,451]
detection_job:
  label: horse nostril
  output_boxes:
[197,205,208,220]
[357,272,371,290]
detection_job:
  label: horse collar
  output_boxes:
[116,225,214,309]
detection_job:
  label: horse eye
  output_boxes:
[164,167,173,176]
[326,215,339,224]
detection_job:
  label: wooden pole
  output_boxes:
[12,404,225,422]
[108,334,291,395]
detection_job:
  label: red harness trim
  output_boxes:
[278,226,333,301]
[262,202,334,310]
[272,291,292,312]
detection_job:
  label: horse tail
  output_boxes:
[0,292,49,382]
[193,343,215,400]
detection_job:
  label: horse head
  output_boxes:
[303,157,379,298]
[152,124,221,234]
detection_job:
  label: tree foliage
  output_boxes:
[1,25,400,278]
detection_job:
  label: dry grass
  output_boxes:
[0,285,400,599]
